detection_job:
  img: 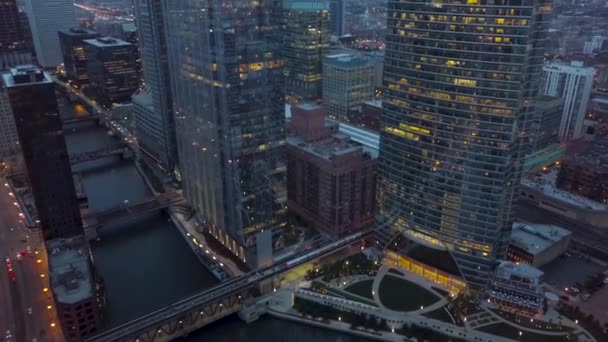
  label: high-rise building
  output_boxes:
[84,37,139,107]
[541,61,594,140]
[58,28,99,86]
[164,0,287,268]
[287,104,376,237]
[377,0,550,291]
[282,0,330,103]
[0,89,19,158]
[329,0,345,37]
[24,0,76,68]
[132,0,177,173]
[322,53,376,122]
[1,65,84,241]
[0,0,34,67]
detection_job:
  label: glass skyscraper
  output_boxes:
[164,0,287,267]
[378,0,551,291]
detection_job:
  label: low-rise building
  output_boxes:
[48,236,105,342]
[287,103,376,237]
[507,223,571,268]
[489,261,544,316]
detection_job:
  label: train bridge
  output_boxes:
[83,191,184,223]
[85,230,372,342]
[69,145,133,165]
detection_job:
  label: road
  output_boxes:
[0,180,64,342]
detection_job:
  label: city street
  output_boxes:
[0,180,64,342]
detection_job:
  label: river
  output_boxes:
[58,95,371,341]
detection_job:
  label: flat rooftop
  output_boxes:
[59,27,98,37]
[521,179,607,211]
[1,65,52,88]
[510,222,571,256]
[287,133,370,161]
[47,237,94,305]
[497,260,543,279]
[84,37,131,48]
[325,53,371,68]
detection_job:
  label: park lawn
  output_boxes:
[344,279,374,300]
[378,275,440,311]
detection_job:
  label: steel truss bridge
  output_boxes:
[86,230,373,342]
[83,191,184,222]
[69,145,132,165]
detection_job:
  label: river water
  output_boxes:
[59,96,371,341]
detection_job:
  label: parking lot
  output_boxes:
[541,252,605,289]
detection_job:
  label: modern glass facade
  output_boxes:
[282,0,330,103]
[0,0,34,67]
[329,0,345,36]
[164,0,287,267]
[378,0,550,292]
[58,28,99,86]
[132,0,177,173]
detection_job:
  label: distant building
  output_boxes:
[489,261,544,316]
[0,0,34,67]
[322,53,375,122]
[24,0,76,68]
[556,139,608,204]
[132,0,177,173]
[84,37,139,107]
[507,223,571,268]
[0,89,19,158]
[349,100,382,132]
[583,36,606,54]
[1,65,83,240]
[287,104,376,237]
[529,96,563,153]
[47,236,104,342]
[541,61,594,140]
[282,0,330,103]
[329,0,345,37]
[58,28,99,86]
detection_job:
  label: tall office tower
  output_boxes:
[59,28,99,86]
[24,0,76,68]
[164,0,287,268]
[322,53,376,122]
[1,65,84,241]
[329,0,345,37]
[84,37,139,107]
[132,0,177,173]
[541,61,594,140]
[0,0,34,67]
[282,0,330,103]
[0,89,19,158]
[378,0,550,292]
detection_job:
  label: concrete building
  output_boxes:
[507,223,571,268]
[58,28,99,86]
[556,139,608,204]
[541,61,594,140]
[165,0,287,268]
[1,65,83,241]
[0,0,34,67]
[322,53,375,122]
[24,0,76,68]
[489,261,544,316]
[84,37,139,107]
[583,35,606,54]
[47,237,104,342]
[132,0,177,173]
[287,104,376,237]
[282,0,330,103]
[378,0,549,292]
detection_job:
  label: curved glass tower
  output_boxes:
[377,0,551,291]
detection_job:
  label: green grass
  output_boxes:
[344,279,374,300]
[476,323,571,342]
[422,307,457,325]
[378,275,439,311]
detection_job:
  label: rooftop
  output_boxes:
[324,53,372,68]
[521,179,607,211]
[47,237,94,305]
[59,27,98,37]
[1,65,52,88]
[510,222,571,256]
[544,61,595,75]
[496,261,544,280]
[287,132,373,161]
[84,37,131,48]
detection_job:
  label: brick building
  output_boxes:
[556,139,608,204]
[287,103,376,237]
